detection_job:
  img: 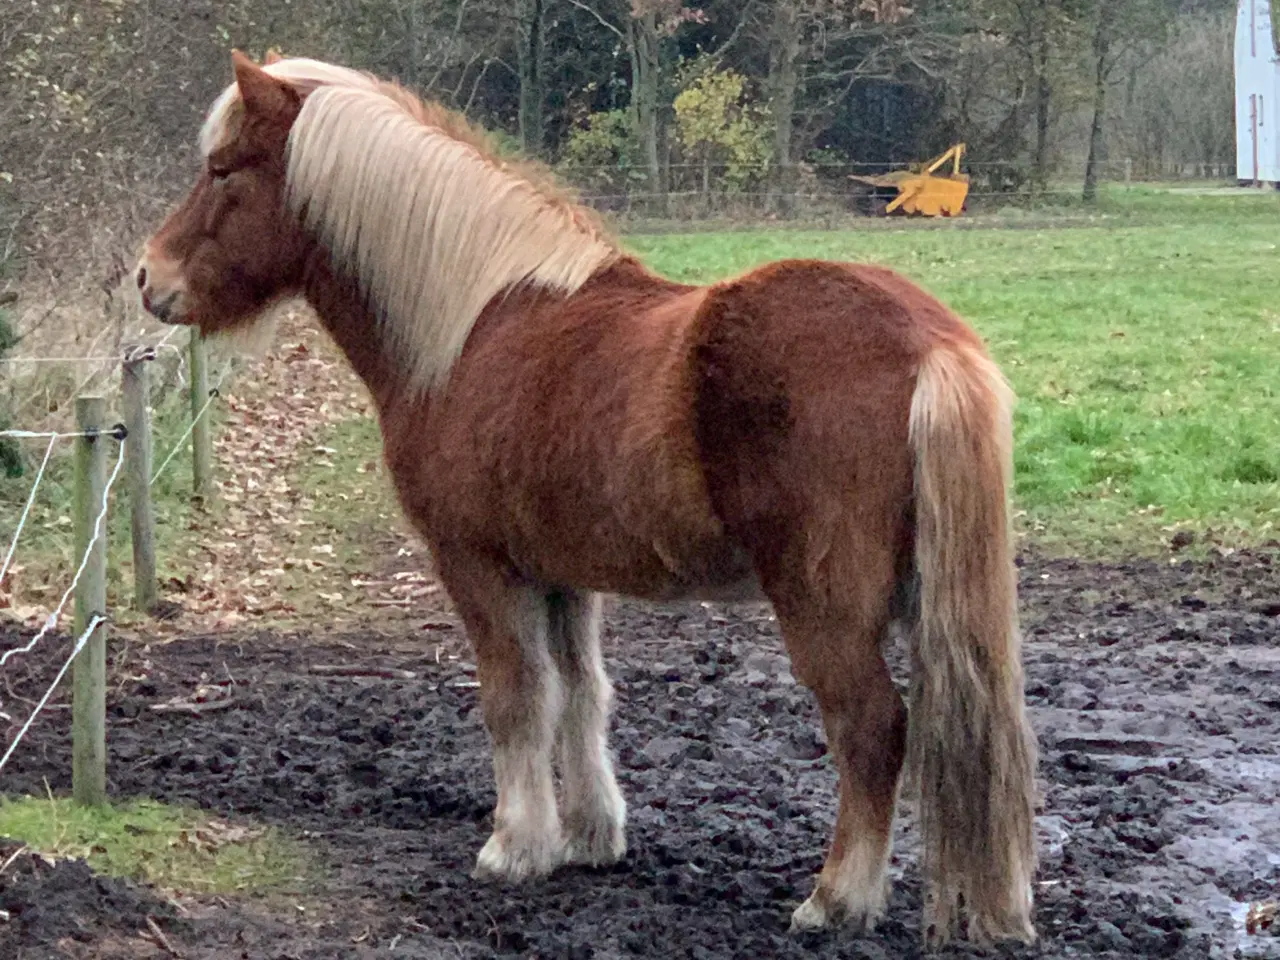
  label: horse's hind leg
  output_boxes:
[548,589,627,867]
[784,613,907,932]
[438,555,564,883]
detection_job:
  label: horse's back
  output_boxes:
[396,255,986,611]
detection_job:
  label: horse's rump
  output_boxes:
[690,258,950,618]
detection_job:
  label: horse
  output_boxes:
[134,50,1039,947]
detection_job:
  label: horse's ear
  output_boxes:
[264,48,285,66]
[231,49,298,120]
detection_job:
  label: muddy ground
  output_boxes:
[1,550,1279,959]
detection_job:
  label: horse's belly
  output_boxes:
[625,535,765,604]
[514,517,763,604]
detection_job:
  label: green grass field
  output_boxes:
[2,186,1277,618]
[628,186,1280,554]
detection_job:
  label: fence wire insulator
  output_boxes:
[124,345,158,364]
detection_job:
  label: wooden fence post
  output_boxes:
[72,395,108,808]
[122,349,157,613]
[189,329,213,500]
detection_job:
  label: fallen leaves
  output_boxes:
[136,312,425,635]
[1247,901,1279,936]
[172,819,265,854]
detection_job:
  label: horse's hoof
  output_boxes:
[789,894,831,932]
[562,819,626,868]
[789,890,883,934]
[472,830,561,884]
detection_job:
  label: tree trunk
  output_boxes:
[1082,5,1113,203]
[767,0,801,216]
[1033,30,1051,191]
[516,0,545,155]
[406,0,422,90]
[627,12,665,214]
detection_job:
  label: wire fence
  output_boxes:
[0,328,185,370]
[0,421,124,801]
[0,356,134,365]
[0,306,190,452]
[1,329,216,491]
[0,439,124,671]
[560,157,1239,184]
[150,368,225,487]
[0,436,57,593]
[0,614,106,778]
[0,326,231,802]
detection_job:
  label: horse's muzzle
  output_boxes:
[135,257,189,324]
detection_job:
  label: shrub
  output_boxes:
[671,61,771,194]
[558,109,645,197]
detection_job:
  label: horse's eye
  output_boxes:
[208,166,231,181]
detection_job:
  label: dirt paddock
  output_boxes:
[1,549,1278,959]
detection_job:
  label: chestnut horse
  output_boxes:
[135,51,1038,946]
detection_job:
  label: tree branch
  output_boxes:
[712,0,762,61]
[563,0,626,40]
[426,0,474,92]
[463,58,497,114]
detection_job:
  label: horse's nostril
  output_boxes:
[136,266,147,290]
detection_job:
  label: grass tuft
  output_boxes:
[0,793,308,894]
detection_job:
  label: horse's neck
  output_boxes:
[301,253,407,413]
[299,252,669,416]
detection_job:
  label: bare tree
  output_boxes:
[763,0,916,215]
[516,0,548,154]
[1082,0,1167,202]
[565,0,704,206]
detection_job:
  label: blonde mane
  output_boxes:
[200,57,621,393]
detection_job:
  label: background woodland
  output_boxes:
[0,0,1240,294]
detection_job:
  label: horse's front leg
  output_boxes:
[439,553,565,882]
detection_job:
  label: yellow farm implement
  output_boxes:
[848,143,970,217]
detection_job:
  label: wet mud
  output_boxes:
[1,550,1278,958]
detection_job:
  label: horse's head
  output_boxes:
[136,51,309,333]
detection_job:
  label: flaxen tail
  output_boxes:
[906,345,1038,947]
